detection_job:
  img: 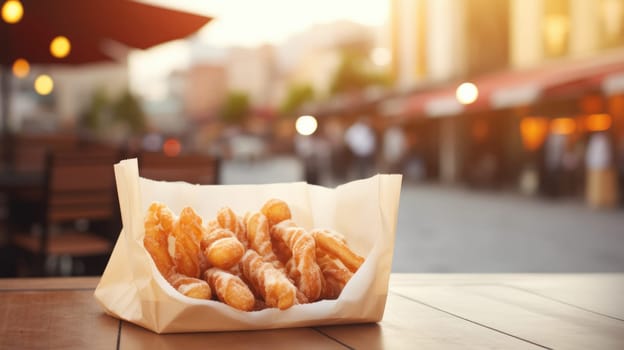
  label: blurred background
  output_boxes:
[1,0,623,277]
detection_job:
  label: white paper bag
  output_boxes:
[94,158,402,333]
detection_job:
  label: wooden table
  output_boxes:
[1,274,623,349]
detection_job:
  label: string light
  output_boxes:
[34,74,54,95]
[12,58,30,78]
[50,36,71,59]
[1,0,23,24]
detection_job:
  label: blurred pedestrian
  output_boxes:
[543,133,566,197]
[585,132,619,208]
[294,134,330,185]
[294,134,316,184]
[344,117,376,179]
[560,137,583,196]
[325,119,348,181]
[382,125,406,173]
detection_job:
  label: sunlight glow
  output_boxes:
[130,0,388,98]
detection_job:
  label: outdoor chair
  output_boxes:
[11,147,120,276]
[11,133,79,173]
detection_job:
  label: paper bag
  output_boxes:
[94,158,402,333]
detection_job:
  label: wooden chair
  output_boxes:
[138,152,220,184]
[11,148,120,276]
[8,133,79,204]
[11,133,79,173]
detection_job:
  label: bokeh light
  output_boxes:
[585,113,612,132]
[295,115,318,136]
[12,58,30,78]
[34,74,54,95]
[456,82,479,105]
[520,116,549,151]
[550,117,576,135]
[163,138,182,157]
[50,36,71,59]
[1,0,23,24]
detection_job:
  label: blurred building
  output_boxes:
[288,50,341,100]
[226,45,277,107]
[390,0,467,87]
[379,0,624,207]
[171,64,227,121]
[280,20,379,97]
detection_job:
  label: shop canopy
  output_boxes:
[401,48,624,118]
[0,0,212,65]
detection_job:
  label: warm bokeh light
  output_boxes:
[50,36,71,59]
[163,138,182,157]
[295,115,318,136]
[370,47,391,66]
[585,113,612,132]
[456,82,479,105]
[1,0,23,24]
[34,74,54,95]
[12,58,30,78]
[520,117,549,151]
[550,117,576,135]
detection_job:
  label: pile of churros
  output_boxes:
[143,199,364,311]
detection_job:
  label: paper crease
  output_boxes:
[94,159,402,333]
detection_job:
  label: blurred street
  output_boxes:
[394,184,624,273]
[222,156,624,273]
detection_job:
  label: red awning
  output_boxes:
[401,48,624,118]
[1,0,212,65]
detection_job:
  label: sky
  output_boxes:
[141,0,388,47]
[130,0,389,100]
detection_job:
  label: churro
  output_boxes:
[312,228,364,273]
[240,250,297,310]
[271,222,323,302]
[143,199,365,311]
[204,268,255,311]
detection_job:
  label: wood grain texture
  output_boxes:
[120,321,346,350]
[0,290,118,350]
[1,275,623,349]
[0,277,100,290]
[395,285,624,350]
[317,292,543,350]
[506,274,624,320]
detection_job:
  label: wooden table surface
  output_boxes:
[1,274,623,349]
